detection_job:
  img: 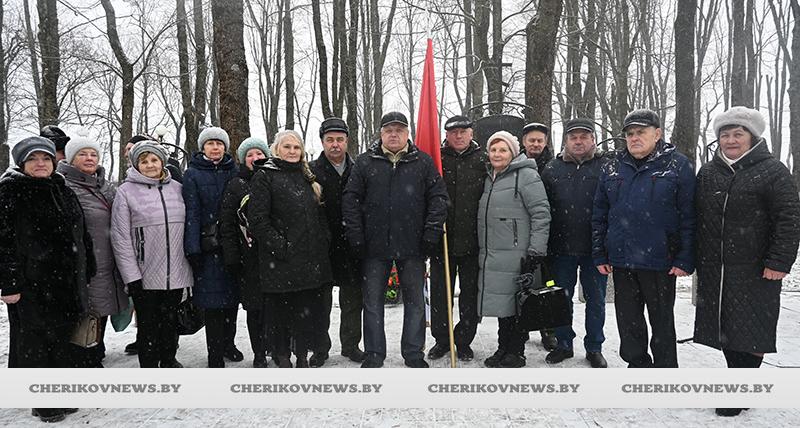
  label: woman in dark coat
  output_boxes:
[248,129,332,368]
[695,107,800,417]
[0,136,93,423]
[58,136,128,367]
[220,137,271,367]
[183,127,241,368]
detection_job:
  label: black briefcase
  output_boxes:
[515,259,571,332]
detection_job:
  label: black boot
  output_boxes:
[715,408,746,417]
[32,408,66,423]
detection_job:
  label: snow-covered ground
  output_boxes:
[2,264,800,426]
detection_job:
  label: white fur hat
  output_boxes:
[64,136,102,164]
[713,106,766,139]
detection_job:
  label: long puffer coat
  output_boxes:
[478,154,551,318]
[111,167,193,291]
[219,167,261,310]
[58,161,128,317]
[0,169,94,329]
[248,158,332,293]
[183,152,239,308]
[694,140,800,353]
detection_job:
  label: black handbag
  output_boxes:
[176,288,205,335]
[515,259,571,332]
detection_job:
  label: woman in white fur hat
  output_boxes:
[694,106,800,417]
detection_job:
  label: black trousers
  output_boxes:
[723,349,763,368]
[7,303,19,368]
[429,254,480,347]
[612,268,678,368]
[16,323,75,368]
[130,287,183,368]
[246,309,268,358]
[263,288,320,358]
[205,307,239,363]
[313,284,363,354]
[497,316,526,355]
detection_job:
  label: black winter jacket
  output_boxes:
[441,141,487,256]
[311,152,360,287]
[540,151,606,256]
[248,158,333,293]
[342,141,449,260]
[219,167,261,310]
[694,141,800,353]
[529,145,553,175]
[0,170,95,329]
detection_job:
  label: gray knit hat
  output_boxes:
[129,140,168,171]
[65,136,102,164]
[197,126,230,152]
[487,131,520,158]
[12,136,56,166]
[713,106,766,139]
[237,137,270,162]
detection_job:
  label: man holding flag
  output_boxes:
[427,116,486,362]
[342,111,448,369]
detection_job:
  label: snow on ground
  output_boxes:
[2,263,800,426]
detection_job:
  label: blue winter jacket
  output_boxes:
[591,140,696,272]
[183,152,240,308]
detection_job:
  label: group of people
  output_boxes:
[1,104,798,419]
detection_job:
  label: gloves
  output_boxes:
[187,254,203,272]
[521,254,546,275]
[421,239,441,259]
[126,279,143,295]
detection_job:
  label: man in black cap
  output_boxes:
[592,109,696,368]
[520,121,558,351]
[309,117,365,366]
[540,118,609,368]
[521,122,552,175]
[343,111,448,368]
[40,125,70,162]
[426,115,486,362]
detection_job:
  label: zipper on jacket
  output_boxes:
[513,219,518,247]
[479,181,495,313]
[158,185,172,290]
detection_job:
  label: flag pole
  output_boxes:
[442,224,457,368]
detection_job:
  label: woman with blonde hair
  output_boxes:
[248,129,332,368]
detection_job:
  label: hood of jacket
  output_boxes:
[57,161,110,188]
[123,166,173,186]
[712,138,772,171]
[491,153,537,178]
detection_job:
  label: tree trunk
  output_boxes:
[176,0,196,150]
[192,0,208,147]
[369,0,398,133]
[37,0,59,126]
[211,0,250,155]
[465,0,481,118]
[284,0,295,129]
[564,0,581,119]
[673,0,697,164]
[313,0,332,118]
[0,1,8,170]
[486,0,503,115]
[524,0,562,127]
[100,0,135,180]
[22,0,42,128]
[345,0,359,156]
[730,0,753,107]
[789,0,800,185]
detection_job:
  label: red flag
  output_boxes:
[415,38,442,174]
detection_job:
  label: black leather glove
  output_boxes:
[187,254,203,272]
[421,239,441,259]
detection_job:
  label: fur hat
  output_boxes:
[129,140,168,171]
[487,131,520,158]
[197,126,230,152]
[237,137,270,162]
[64,136,102,164]
[12,136,56,166]
[713,106,766,139]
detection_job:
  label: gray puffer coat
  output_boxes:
[478,154,551,318]
[111,167,193,291]
[58,161,128,317]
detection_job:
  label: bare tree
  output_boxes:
[211,0,250,154]
[312,0,333,118]
[284,0,295,130]
[788,0,800,183]
[36,0,59,126]
[368,0,398,133]
[525,0,562,128]
[673,0,697,162]
[730,0,756,107]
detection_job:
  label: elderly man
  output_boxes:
[309,117,365,366]
[427,115,486,362]
[343,111,448,368]
[540,118,609,368]
[592,109,696,368]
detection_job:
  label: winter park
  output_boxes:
[2,0,800,426]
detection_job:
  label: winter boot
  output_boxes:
[32,408,66,423]
[484,349,506,368]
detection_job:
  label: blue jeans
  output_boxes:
[361,258,426,361]
[551,255,607,353]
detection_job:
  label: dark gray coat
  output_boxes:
[58,161,128,317]
[478,154,551,317]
